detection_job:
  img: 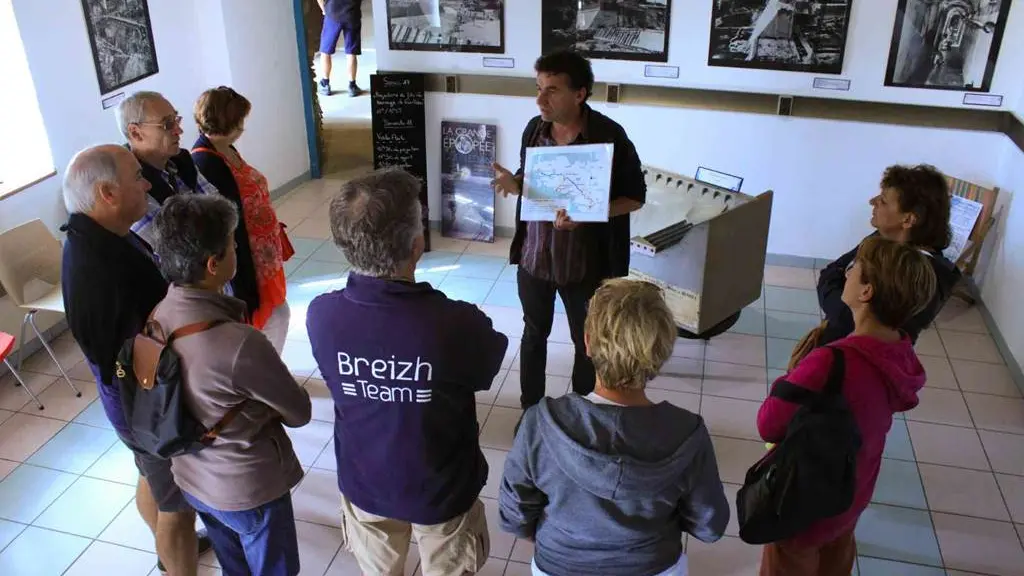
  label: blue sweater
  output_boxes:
[61,213,168,439]
[500,394,730,576]
[307,272,509,524]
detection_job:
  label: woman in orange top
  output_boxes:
[192,87,291,353]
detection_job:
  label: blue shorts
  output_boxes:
[320,16,361,55]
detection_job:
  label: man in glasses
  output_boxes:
[117,91,220,245]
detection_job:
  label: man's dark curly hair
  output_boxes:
[880,164,952,251]
[534,49,594,102]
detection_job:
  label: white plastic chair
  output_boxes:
[0,219,82,398]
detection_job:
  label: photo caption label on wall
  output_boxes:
[643,65,679,79]
[812,78,851,91]
[101,92,125,110]
[695,167,744,193]
[482,57,515,69]
[962,93,1003,107]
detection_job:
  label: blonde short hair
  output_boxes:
[855,235,938,329]
[584,278,677,391]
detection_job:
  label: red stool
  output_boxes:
[0,332,44,410]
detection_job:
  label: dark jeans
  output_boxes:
[183,491,300,576]
[517,267,600,409]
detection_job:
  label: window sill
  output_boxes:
[0,168,57,201]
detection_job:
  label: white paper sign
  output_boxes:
[944,195,984,262]
[521,143,613,222]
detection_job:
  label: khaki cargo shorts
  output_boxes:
[340,494,490,576]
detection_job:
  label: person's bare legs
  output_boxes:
[136,475,159,533]
[347,54,357,83]
[157,510,199,576]
[322,52,333,83]
[137,476,199,575]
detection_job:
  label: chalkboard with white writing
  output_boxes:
[371,72,430,251]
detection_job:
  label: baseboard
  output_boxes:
[964,279,1024,396]
[271,171,312,201]
[0,318,70,379]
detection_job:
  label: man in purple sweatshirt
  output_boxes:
[307,168,509,575]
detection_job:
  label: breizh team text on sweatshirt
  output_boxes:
[336,353,434,403]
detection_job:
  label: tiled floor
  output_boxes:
[1,178,1023,575]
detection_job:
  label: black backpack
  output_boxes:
[113,314,243,459]
[736,346,862,544]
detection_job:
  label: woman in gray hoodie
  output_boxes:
[499,278,730,576]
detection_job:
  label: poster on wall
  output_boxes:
[708,0,853,74]
[541,0,672,62]
[387,0,505,53]
[884,0,1013,92]
[80,0,159,95]
[441,122,497,243]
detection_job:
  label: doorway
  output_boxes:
[298,0,377,176]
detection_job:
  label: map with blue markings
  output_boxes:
[521,143,614,222]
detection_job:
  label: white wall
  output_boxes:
[979,141,1024,370]
[375,0,1024,111]
[423,93,1007,257]
[1013,88,1024,122]
[0,0,310,351]
[217,0,310,190]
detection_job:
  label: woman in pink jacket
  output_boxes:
[756,236,936,576]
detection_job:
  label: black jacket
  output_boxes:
[511,104,646,280]
[191,135,260,320]
[132,146,201,204]
[60,213,168,387]
[816,232,962,346]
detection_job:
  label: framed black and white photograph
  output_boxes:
[708,0,853,74]
[884,0,1013,92]
[541,0,672,63]
[80,0,159,95]
[386,0,505,53]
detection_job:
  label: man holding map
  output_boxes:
[492,49,647,421]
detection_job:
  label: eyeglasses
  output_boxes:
[134,115,182,132]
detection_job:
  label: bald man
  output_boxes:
[60,144,209,575]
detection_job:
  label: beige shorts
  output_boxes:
[339,494,490,576]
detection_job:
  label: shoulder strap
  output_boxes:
[168,319,230,343]
[200,402,245,443]
[192,146,218,156]
[770,380,817,405]
[822,346,846,397]
[164,317,244,441]
[130,317,229,391]
[768,346,846,406]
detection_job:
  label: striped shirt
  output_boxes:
[520,120,590,286]
[131,161,220,246]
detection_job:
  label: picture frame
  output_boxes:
[884,0,1014,92]
[541,0,673,63]
[708,0,854,75]
[386,0,505,54]
[80,0,160,95]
